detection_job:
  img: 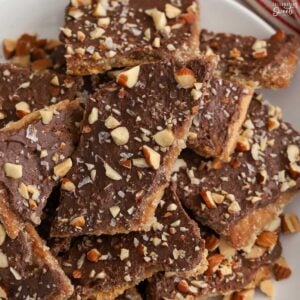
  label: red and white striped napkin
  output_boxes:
[245,0,300,34]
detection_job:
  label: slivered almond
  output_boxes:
[104,162,122,180]
[207,253,224,274]
[54,158,72,177]
[219,239,236,258]
[87,248,101,262]
[174,68,196,89]
[211,192,225,204]
[105,115,120,129]
[256,231,278,248]
[88,107,99,125]
[268,117,280,131]
[153,129,174,147]
[288,163,300,179]
[176,280,189,293]
[200,190,216,209]
[236,136,250,152]
[273,256,291,281]
[15,101,31,114]
[111,127,129,146]
[61,178,76,192]
[287,144,299,163]
[93,2,106,16]
[4,163,22,179]
[165,4,182,19]
[0,251,8,268]
[70,216,85,228]
[3,39,17,59]
[205,234,220,251]
[142,145,161,170]
[40,109,53,125]
[281,213,300,233]
[145,8,167,31]
[259,280,274,298]
[0,224,6,246]
[90,27,105,39]
[116,66,140,88]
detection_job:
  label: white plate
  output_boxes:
[0,0,299,299]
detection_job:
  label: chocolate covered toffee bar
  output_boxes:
[0,100,82,238]
[200,29,300,89]
[61,0,200,75]
[0,221,73,300]
[146,221,282,299]
[51,57,216,237]
[175,94,300,248]
[187,77,253,161]
[0,64,82,128]
[55,186,205,299]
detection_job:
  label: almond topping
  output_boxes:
[120,248,129,261]
[165,4,182,19]
[18,182,29,199]
[111,126,129,146]
[244,245,266,259]
[219,239,236,258]
[104,115,120,129]
[4,163,22,179]
[3,39,17,59]
[273,256,292,281]
[0,286,7,299]
[116,66,140,88]
[50,75,60,86]
[153,129,174,147]
[211,192,225,204]
[93,2,106,16]
[176,280,189,293]
[104,163,122,180]
[87,248,101,262]
[61,178,76,192]
[174,68,196,89]
[142,145,161,170]
[207,253,224,274]
[0,224,6,246]
[68,8,84,19]
[267,117,280,131]
[40,109,54,125]
[205,234,220,251]
[288,163,300,179]
[259,280,274,298]
[70,216,85,228]
[287,144,299,163]
[256,231,278,248]
[15,101,31,114]
[109,206,120,218]
[281,213,300,233]
[236,135,250,152]
[200,190,217,209]
[0,251,8,268]
[54,158,73,177]
[145,9,167,31]
[88,107,99,125]
[61,27,72,38]
[90,27,105,39]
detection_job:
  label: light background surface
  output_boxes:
[0,0,299,299]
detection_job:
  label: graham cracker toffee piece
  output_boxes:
[200,29,300,89]
[55,186,205,300]
[187,77,253,161]
[61,0,200,75]
[175,94,300,248]
[0,100,82,237]
[146,223,282,300]
[0,222,73,300]
[51,57,216,237]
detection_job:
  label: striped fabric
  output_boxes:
[245,0,300,34]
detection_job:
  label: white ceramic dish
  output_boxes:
[0,0,299,299]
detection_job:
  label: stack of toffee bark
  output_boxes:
[0,1,300,299]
